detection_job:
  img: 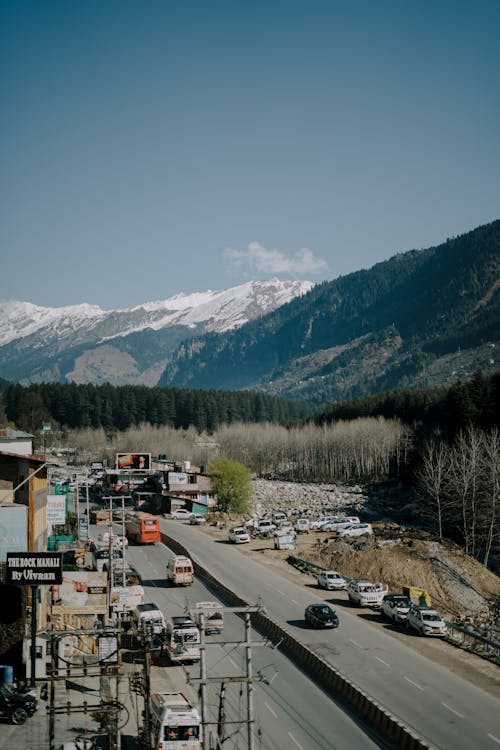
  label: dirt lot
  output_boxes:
[200,480,500,700]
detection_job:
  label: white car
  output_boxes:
[98,532,128,549]
[310,516,335,530]
[406,605,447,637]
[337,523,373,538]
[189,513,206,525]
[321,516,361,532]
[316,570,347,590]
[228,527,251,544]
[380,594,412,622]
[170,508,193,519]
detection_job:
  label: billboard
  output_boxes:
[51,571,108,615]
[0,505,28,563]
[6,552,63,585]
[116,452,151,471]
[46,494,66,531]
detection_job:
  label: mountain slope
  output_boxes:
[0,279,313,385]
[158,221,500,403]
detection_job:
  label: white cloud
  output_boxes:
[224,242,328,275]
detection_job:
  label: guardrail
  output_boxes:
[288,555,500,666]
[161,532,433,750]
[445,620,500,664]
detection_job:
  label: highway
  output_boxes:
[160,519,500,750]
[124,537,383,750]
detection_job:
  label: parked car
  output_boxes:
[381,594,412,623]
[0,683,38,725]
[310,516,336,530]
[316,570,347,590]
[406,605,447,637]
[189,513,206,525]
[294,518,310,533]
[228,527,251,544]
[253,519,276,537]
[170,508,193,519]
[321,516,361,532]
[304,603,339,629]
[337,523,373,538]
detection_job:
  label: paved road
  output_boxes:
[125,537,382,750]
[161,519,500,750]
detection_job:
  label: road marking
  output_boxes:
[291,599,300,605]
[288,732,305,750]
[488,734,500,745]
[264,702,278,719]
[404,676,424,691]
[228,657,238,669]
[375,656,391,667]
[441,702,464,718]
[349,638,363,649]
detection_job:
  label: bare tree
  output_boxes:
[415,439,451,540]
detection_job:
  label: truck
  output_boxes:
[166,555,194,586]
[273,529,297,550]
[165,615,200,663]
[194,601,224,634]
[131,603,166,648]
[151,692,201,749]
[347,580,388,607]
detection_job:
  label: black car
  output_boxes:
[0,683,38,725]
[304,603,339,629]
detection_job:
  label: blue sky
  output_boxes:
[1,0,499,309]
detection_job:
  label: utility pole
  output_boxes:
[188,603,270,750]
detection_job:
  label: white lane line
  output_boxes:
[375,656,391,667]
[349,638,363,649]
[404,676,424,691]
[264,702,278,719]
[228,658,238,669]
[441,702,464,719]
[488,734,500,745]
[291,599,300,605]
[288,732,305,750]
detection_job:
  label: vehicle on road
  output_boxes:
[406,605,447,637]
[316,570,347,590]
[380,594,412,623]
[131,603,166,648]
[189,513,206,525]
[0,683,38,725]
[93,546,124,572]
[304,603,339,629]
[347,580,388,607]
[151,691,201,749]
[98,531,128,549]
[165,616,201,663]
[228,526,251,544]
[337,523,373,538]
[166,555,194,585]
[170,508,193,519]
[125,512,161,544]
[194,601,224,634]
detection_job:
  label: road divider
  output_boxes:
[161,531,433,750]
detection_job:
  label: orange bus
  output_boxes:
[125,513,161,544]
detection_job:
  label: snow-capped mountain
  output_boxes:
[0,279,313,385]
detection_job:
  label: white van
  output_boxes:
[166,556,194,586]
[151,692,201,749]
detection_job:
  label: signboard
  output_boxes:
[98,635,118,664]
[51,571,108,615]
[46,494,66,531]
[0,505,28,563]
[169,472,188,485]
[54,483,69,496]
[116,452,151,471]
[6,552,63,585]
[42,422,52,432]
[110,584,144,613]
[79,516,89,539]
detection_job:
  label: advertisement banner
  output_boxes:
[116,452,151,471]
[6,552,63,585]
[51,571,108,615]
[46,494,66,531]
[169,472,187,485]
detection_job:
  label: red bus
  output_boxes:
[125,513,161,544]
